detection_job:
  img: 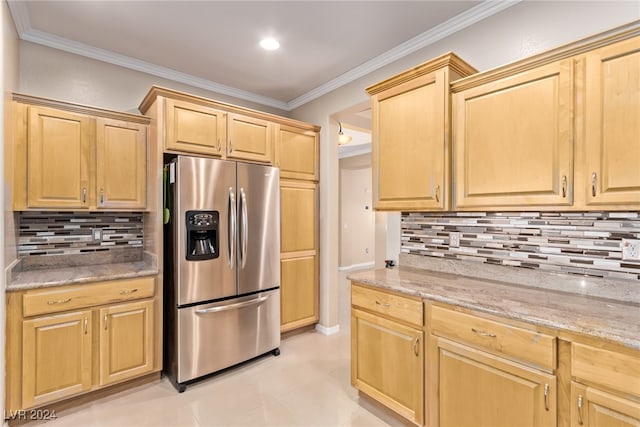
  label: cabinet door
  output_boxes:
[276,125,319,181]
[372,71,447,210]
[22,310,92,408]
[437,338,556,427]
[584,37,640,208]
[454,60,574,209]
[165,98,226,156]
[571,382,640,427]
[96,118,147,209]
[227,113,272,163]
[99,300,154,386]
[351,308,424,424]
[280,180,317,254]
[280,255,318,332]
[27,106,92,208]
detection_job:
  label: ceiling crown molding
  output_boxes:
[8,0,520,112]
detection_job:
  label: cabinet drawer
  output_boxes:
[23,277,155,317]
[351,283,422,326]
[431,305,556,370]
[572,343,640,397]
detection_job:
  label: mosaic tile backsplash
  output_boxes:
[19,212,144,267]
[401,212,640,281]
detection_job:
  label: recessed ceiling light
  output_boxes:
[260,38,280,51]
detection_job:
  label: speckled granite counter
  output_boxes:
[348,266,640,350]
[7,254,158,291]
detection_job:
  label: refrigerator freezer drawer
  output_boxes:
[175,289,280,383]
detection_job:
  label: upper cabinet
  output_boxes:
[275,124,319,181]
[452,60,574,209]
[139,86,320,166]
[451,27,639,211]
[366,53,477,211]
[583,37,640,208]
[13,95,150,211]
[165,98,226,157]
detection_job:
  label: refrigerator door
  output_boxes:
[174,156,237,306]
[176,289,280,383]
[236,163,280,295]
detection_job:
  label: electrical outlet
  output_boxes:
[450,232,460,248]
[92,228,103,242]
[621,239,640,261]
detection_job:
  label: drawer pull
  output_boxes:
[119,288,139,295]
[375,300,391,308]
[471,328,496,338]
[47,298,71,305]
[413,337,420,356]
[544,383,550,411]
[577,395,584,425]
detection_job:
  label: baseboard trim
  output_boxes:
[315,324,340,335]
[337,261,375,272]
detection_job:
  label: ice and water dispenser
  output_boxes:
[185,211,219,261]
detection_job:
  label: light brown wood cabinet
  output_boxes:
[280,180,318,332]
[13,95,149,211]
[351,283,424,424]
[366,53,476,211]
[227,113,272,163]
[6,277,158,412]
[451,30,639,211]
[570,343,640,427]
[583,37,640,208]
[165,98,227,156]
[430,305,557,427]
[275,124,319,181]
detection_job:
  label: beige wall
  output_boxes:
[289,1,639,331]
[339,154,374,268]
[2,0,20,419]
[18,41,290,116]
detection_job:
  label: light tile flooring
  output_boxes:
[21,271,400,427]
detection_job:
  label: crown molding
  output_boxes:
[8,0,519,111]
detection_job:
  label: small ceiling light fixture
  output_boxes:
[338,122,352,145]
[260,38,280,51]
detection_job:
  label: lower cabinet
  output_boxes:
[99,300,154,386]
[6,277,158,412]
[436,338,556,427]
[350,283,424,424]
[571,382,640,427]
[21,310,93,408]
[280,256,318,330]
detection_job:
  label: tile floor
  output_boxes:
[19,270,398,426]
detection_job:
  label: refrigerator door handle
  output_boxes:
[240,187,248,269]
[228,187,236,269]
[195,294,269,314]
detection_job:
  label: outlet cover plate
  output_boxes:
[450,232,460,248]
[621,239,640,261]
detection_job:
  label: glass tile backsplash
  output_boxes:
[401,211,640,281]
[19,212,143,264]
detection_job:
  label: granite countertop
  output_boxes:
[348,266,640,350]
[7,256,158,291]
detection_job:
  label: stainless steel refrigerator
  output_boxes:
[164,155,280,392]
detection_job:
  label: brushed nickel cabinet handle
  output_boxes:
[561,176,567,198]
[471,328,497,338]
[577,395,584,425]
[47,298,71,305]
[375,300,390,308]
[591,172,597,197]
[119,288,138,295]
[99,189,105,204]
[104,314,108,330]
[413,337,420,356]
[217,138,221,152]
[84,318,88,335]
[435,185,440,203]
[82,187,87,203]
[229,140,233,153]
[544,384,550,411]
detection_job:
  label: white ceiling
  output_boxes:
[8,1,519,111]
